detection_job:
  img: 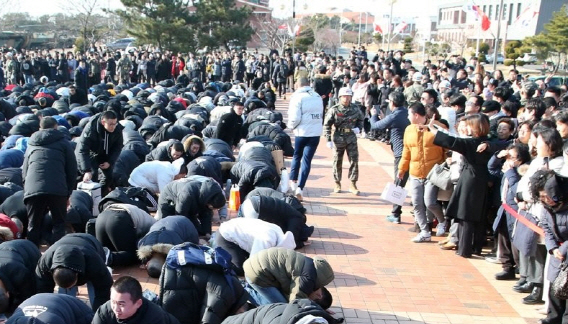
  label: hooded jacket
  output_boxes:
[35,233,113,311]
[218,218,296,255]
[65,190,93,233]
[112,150,143,187]
[159,261,249,324]
[187,155,223,185]
[0,240,41,313]
[0,148,24,169]
[76,113,124,173]
[7,293,94,324]
[146,139,181,162]
[104,203,156,237]
[214,108,244,147]
[204,138,235,162]
[221,299,339,324]
[243,248,334,302]
[287,86,324,138]
[137,215,199,262]
[247,122,293,157]
[22,128,77,199]
[93,297,180,324]
[230,160,279,196]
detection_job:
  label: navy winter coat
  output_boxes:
[7,293,93,324]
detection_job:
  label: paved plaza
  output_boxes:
[104,95,544,324]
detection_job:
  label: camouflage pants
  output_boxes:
[332,132,358,182]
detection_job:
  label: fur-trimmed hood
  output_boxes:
[137,242,174,262]
[0,226,14,241]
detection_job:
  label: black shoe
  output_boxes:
[495,270,516,280]
[513,282,534,293]
[522,286,544,305]
[539,318,553,324]
[408,223,420,232]
[512,277,527,289]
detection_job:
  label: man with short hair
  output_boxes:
[214,100,245,150]
[23,116,77,246]
[76,111,123,192]
[93,276,180,324]
[36,233,113,311]
[522,98,546,122]
[370,92,410,223]
[288,77,324,201]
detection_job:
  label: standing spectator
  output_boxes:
[323,87,364,195]
[232,54,246,82]
[397,103,446,242]
[117,54,132,85]
[313,65,333,112]
[57,53,68,83]
[20,55,34,85]
[147,54,156,86]
[430,114,492,258]
[76,111,123,194]
[370,92,410,223]
[93,276,180,324]
[35,233,113,311]
[74,60,89,93]
[88,52,101,87]
[287,77,324,201]
[272,57,288,99]
[105,53,116,84]
[23,116,77,246]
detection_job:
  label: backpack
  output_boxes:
[165,242,237,294]
[279,64,288,79]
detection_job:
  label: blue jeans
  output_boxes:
[245,277,287,305]
[58,282,96,308]
[290,136,320,189]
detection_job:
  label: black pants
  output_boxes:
[276,81,285,97]
[546,284,568,324]
[95,209,138,267]
[25,195,67,246]
[391,156,409,217]
[215,232,249,276]
[496,215,517,272]
[457,219,486,257]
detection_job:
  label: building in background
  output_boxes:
[436,0,565,52]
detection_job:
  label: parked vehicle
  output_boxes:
[527,75,567,87]
[519,53,537,64]
[486,53,505,64]
[106,38,136,51]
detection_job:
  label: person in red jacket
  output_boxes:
[171,56,185,80]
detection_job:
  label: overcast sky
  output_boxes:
[7,0,455,19]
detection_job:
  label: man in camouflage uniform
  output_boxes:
[323,87,364,195]
[116,54,132,85]
[5,54,17,85]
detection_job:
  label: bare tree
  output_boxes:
[251,16,294,52]
[60,0,105,51]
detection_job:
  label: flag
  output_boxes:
[294,25,301,36]
[463,3,491,31]
[278,24,288,30]
[373,22,383,34]
[514,2,539,28]
[392,21,408,35]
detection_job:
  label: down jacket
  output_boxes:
[93,297,180,324]
[35,233,113,311]
[221,299,339,324]
[218,218,296,255]
[247,122,293,157]
[146,139,181,162]
[245,187,306,215]
[230,160,279,202]
[0,239,41,313]
[23,128,77,200]
[128,160,185,194]
[187,156,223,185]
[75,113,124,173]
[243,248,335,302]
[398,125,445,179]
[7,293,94,324]
[137,216,199,262]
[65,190,93,233]
[159,259,249,324]
[113,150,142,187]
[148,123,192,149]
[204,138,235,162]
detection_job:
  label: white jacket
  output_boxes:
[218,218,296,255]
[128,160,183,194]
[287,86,324,137]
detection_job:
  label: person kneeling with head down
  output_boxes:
[93,276,180,324]
[7,293,93,324]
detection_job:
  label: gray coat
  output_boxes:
[542,207,568,282]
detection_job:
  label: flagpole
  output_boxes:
[475,23,480,57]
[358,11,362,47]
[292,0,295,58]
[493,0,504,72]
[387,0,394,52]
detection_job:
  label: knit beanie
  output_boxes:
[313,257,334,288]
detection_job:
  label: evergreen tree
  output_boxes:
[525,5,568,66]
[193,0,253,50]
[116,0,196,53]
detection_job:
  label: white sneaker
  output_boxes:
[436,221,446,237]
[411,232,431,243]
[289,181,297,193]
[295,187,303,201]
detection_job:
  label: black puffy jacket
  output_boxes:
[230,160,279,201]
[137,216,199,262]
[0,182,22,205]
[93,297,180,324]
[123,129,150,161]
[75,113,124,173]
[0,240,41,312]
[148,124,193,149]
[221,299,339,324]
[7,293,94,324]
[65,190,93,233]
[23,128,77,200]
[159,263,249,324]
[187,156,223,185]
[245,187,305,215]
[247,122,293,157]
[35,233,112,311]
[146,139,180,162]
[204,138,234,161]
[113,150,142,187]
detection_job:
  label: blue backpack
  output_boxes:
[165,242,236,293]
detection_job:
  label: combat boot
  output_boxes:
[333,182,341,193]
[349,181,360,195]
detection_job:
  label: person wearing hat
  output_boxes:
[243,247,334,305]
[404,72,424,106]
[323,87,364,195]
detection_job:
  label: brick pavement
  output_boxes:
[94,93,546,324]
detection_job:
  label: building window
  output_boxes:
[517,3,522,18]
[508,3,514,25]
[496,5,500,20]
[488,5,493,19]
[483,5,486,14]
[461,10,466,23]
[453,10,459,24]
[439,9,442,22]
[503,4,507,21]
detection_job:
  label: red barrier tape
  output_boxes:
[502,203,544,236]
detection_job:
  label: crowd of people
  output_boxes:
[0,41,565,324]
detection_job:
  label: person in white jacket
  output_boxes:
[214,218,296,275]
[287,77,324,201]
[128,158,187,195]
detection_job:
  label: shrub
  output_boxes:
[504,59,514,66]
